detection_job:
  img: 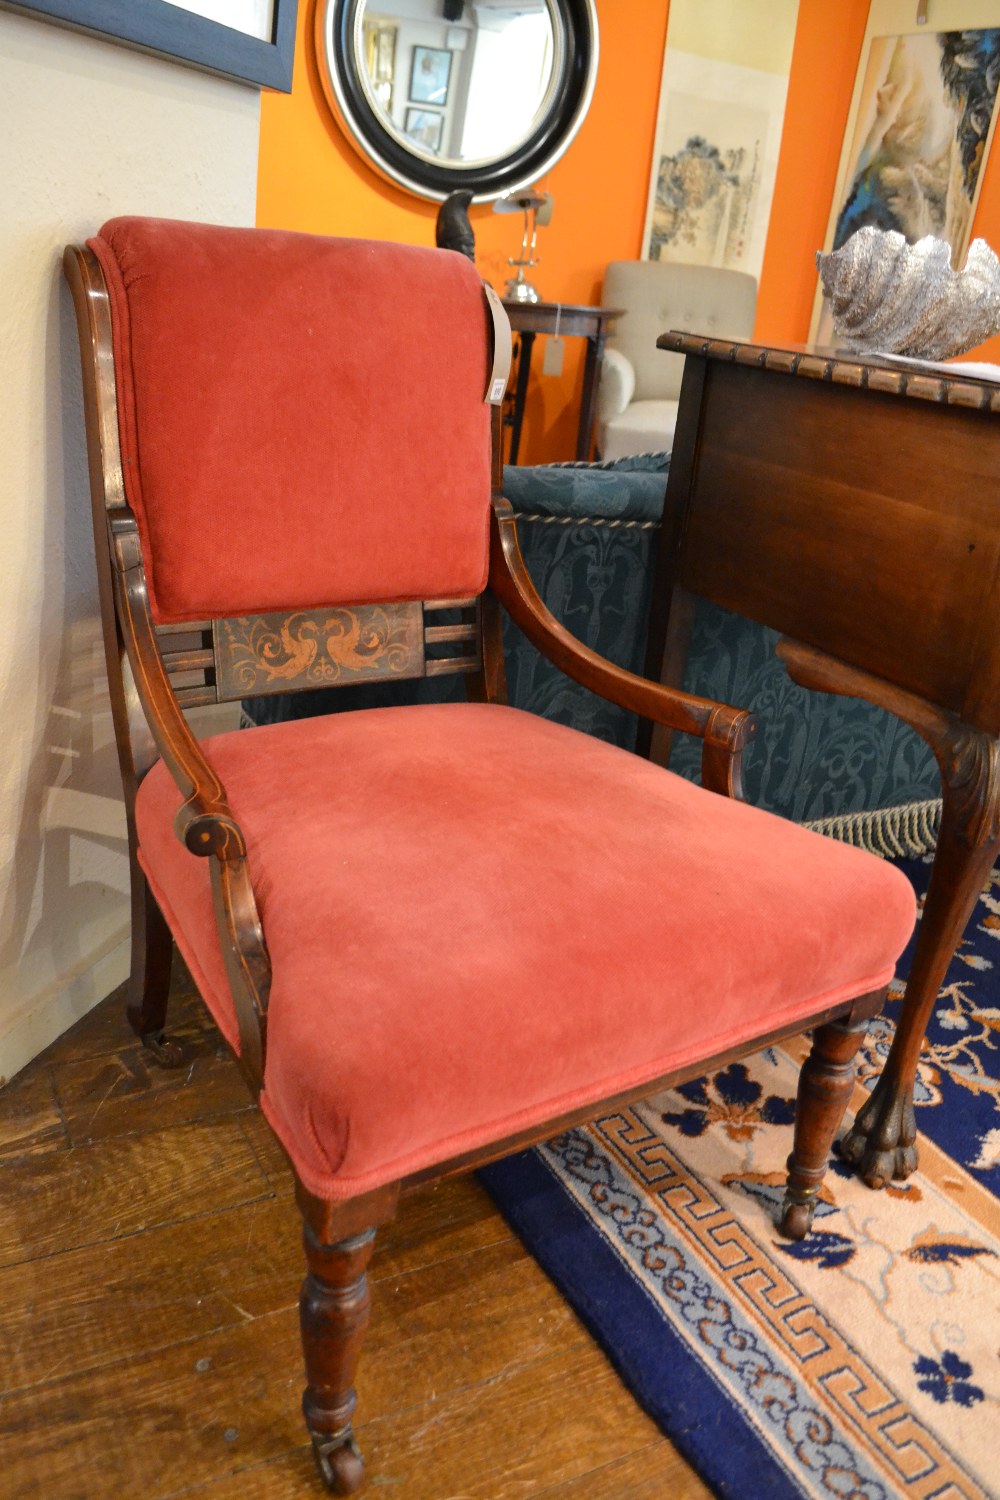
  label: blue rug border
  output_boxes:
[478,1148,804,1500]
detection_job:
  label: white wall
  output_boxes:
[0,11,261,1081]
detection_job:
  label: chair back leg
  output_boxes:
[126,860,180,1066]
[780,998,885,1239]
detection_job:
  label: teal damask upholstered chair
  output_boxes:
[247,453,942,853]
[499,456,942,852]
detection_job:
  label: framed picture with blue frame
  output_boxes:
[0,0,298,91]
[811,0,1000,341]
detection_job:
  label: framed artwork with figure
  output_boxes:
[409,45,452,107]
[811,0,1000,341]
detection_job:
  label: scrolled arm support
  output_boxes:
[489,498,756,796]
[210,856,270,1083]
[110,514,236,821]
[702,704,758,799]
[175,802,248,859]
[108,508,271,1086]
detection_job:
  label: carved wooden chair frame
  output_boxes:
[66,242,888,1495]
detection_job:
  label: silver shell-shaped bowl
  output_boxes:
[816,227,1000,361]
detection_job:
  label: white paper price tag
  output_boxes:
[542,335,565,377]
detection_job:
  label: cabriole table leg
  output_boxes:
[841,732,1000,1187]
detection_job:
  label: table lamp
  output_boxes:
[494,189,553,303]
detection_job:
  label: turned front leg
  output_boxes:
[300,1224,378,1495]
[781,1012,876,1240]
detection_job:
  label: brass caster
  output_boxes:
[779,1195,816,1241]
[312,1433,365,1495]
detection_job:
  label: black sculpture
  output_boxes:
[435,190,476,261]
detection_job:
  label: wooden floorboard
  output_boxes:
[0,1066,65,1162]
[0,981,712,1499]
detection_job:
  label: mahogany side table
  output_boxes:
[642,331,1000,1189]
[502,300,622,463]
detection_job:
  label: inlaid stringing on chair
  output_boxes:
[65,218,916,1495]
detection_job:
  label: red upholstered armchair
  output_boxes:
[65,218,915,1495]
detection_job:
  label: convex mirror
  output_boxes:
[315,0,599,202]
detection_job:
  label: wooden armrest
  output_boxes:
[489,497,757,797]
[111,510,271,1080]
[109,514,246,858]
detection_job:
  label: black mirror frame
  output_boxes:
[314,0,599,203]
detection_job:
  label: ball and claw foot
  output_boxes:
[312,1433,365,1495]
[838,1078,918,1189]
[779,1193,816,1241]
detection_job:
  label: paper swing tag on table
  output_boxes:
[542,304,564,377]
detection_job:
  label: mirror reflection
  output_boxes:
[358,0,560,166]
[317,0,597,200]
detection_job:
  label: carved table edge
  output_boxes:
[655,331,999,411]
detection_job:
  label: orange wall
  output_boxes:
[258,0,670,463]
[259,1,1000,461]
[756,0,869,345]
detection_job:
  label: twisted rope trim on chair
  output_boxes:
[546,452,670,470]
[805,797,942,858]
[512,512,660,530]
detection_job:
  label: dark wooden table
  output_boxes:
[643,330,1000,1190]
[502,300,621,463]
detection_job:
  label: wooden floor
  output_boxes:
[0,960,712,1500]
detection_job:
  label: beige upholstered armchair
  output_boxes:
[597,261,758,459]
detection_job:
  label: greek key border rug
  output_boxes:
[480,857,1000,1500]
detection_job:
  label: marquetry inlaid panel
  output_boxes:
[212,604,426,700]
[156,598,484,707]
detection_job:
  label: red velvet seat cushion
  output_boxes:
[135,704,915,1201]
[89,218,492,623]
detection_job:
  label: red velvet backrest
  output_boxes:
[89,218,493,624]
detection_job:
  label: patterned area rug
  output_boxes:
[480,856,1000,1499]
